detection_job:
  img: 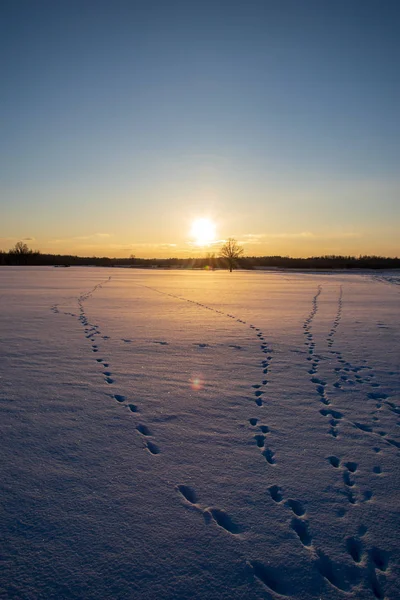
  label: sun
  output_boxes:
[190,218,217,246]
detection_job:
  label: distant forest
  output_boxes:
[1,245,399,270]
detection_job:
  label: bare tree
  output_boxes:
[220,238,244,272]
[12,241,31,255]
[9,241,35,265]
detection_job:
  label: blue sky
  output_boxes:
[1,0,399,257]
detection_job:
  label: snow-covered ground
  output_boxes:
[1,267,399,600]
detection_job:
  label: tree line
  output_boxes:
[1,241,399,270]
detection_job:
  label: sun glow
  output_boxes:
[190,218,217,246]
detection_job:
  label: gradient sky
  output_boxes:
[1,0,399,258]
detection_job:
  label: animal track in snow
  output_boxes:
[327,286,343,348]
[204,508,242,535]
[328,455,340,468]
[250,561,290,596]
[146,441,160,455]
[303,286,347,437]
[327,455,376,505]
[316,551,352,592]
[113,394,125,403]
[269,485,283,503]
[370,547,390,572]
[176,484,198,505]
[286,499,306,517]
[136,424,152,436]
[307,286,397,446]
[175,486,242,535]
[52,277,161,456]
[254,434,266,448]
[262,447,276,465]
[143,285,280,474]
[291,517,312,547]
[346,537,363,563]
[144,279,395,593]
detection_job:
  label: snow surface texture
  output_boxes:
[0,267,399,600]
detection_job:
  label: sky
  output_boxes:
[1,0,399,258]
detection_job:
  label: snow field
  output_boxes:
[0,267,399,600]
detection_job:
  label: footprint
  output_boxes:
[343,472,355,487]
[347,490,357,504]
[286,499,305,517]
[368,568,385,599]
[320,408,342,419]
[250,561,290,595]
[113,394,125,403]
[344,462,357,473]
[249,418,258,426]
[262,448,276,465]
[146,441,160,455]
[370,547,389,572]
[316,552,349,591]
[105,377,114,384]
[254,435,265,448]
[291,517,312,547]
[328,456,340,468]
[311,377,326,385]
[259,425,269,434]
[204,508,242,535]
[127,403,138,412]
[269,485,283,503]
[346,537,363,563]
[368,392,388,400]
[176,484,198,505]
[353,422,373,433]
[137,424,151,436]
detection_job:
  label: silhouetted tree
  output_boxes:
[9,241,34,265]
[220,238,244,272]
[13,241,31,255]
